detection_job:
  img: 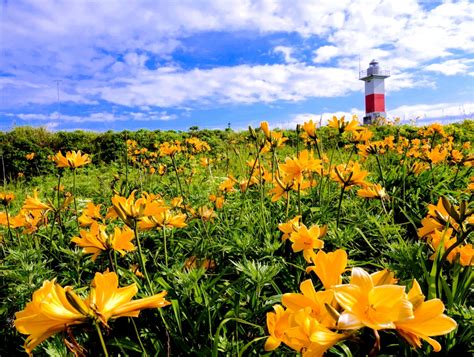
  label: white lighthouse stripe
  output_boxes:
[364,78,385,96]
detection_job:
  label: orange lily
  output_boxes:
[289,224,326,262]
[395,280,457,352]
[334,267,413,330]
[52,150,91,168]
[71,223,135,261]
[306,249,347,290]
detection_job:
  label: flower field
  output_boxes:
[0,118,473,356]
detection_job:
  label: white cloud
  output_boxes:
[313,46,339,63]
[81,62,428,108]
[389,102,474,121]
[13,111,177,123]
[1,0,473,114]
[273,46,298,63]
[425,59,474,76]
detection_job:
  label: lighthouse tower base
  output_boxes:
[363,112,386,125]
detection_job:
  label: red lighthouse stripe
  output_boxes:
[365,94,385,113]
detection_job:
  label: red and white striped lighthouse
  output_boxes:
[359,60,390,124]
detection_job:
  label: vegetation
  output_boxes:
[1,118,473,356]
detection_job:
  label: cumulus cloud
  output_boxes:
[389,102,474,121]
[12,111,177,123]
[273,46,298,63]
[1,0,473,124]
[425,59,474,76]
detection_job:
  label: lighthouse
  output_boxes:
[359,60,390,125]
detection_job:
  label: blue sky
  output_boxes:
[1,0,473,132]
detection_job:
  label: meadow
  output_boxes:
[0,117,473,356]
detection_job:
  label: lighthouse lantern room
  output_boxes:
[359,60,390,125]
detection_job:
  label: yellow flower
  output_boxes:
[282,279,337,328]
[218,176,236,193]
[306,249,347,290]
[139,209,187,230]
[195,206,217,221]
[330,161,368,188]
[108,191,148,226]
[209,194,225,209]
[351,127,373,143]
[71,223,135,261]
[289,224,326,262]
[357,183,388,200]
[159,141,181,157]
[25,152,35,160]
[200,157,213,167]
[158,164,167,175]
[264,304,291,351]
[395,280,457,352]
[264,131,288,149]
[0,192,15,206]
[86,271,170,324]
[426,145,448,164]
[334,267,414,330]
[14,280,91,355]
[15,272,170,354]
[301,119,318,141]
[280,308,347,356]
[264,303,346,356]
[278,216,302,241]
[22,190,53,212]
[260,121,271,140]
[280,150,322,185]
[78,202,103,226]
[417,198,466,238]
[328,115,359,134]
[52,150,91,168]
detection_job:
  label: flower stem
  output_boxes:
[163,227,168,267]
[94,322,109,357]
[3,204,13,242]
[369,329,381,357]
[72,169,80,230]
[133,222,154,294]
[336,185,346,229]
[375,154,385,188]
[297,183,301,216]
[130,318,147,356]
[171,155,188,218]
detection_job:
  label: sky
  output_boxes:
[1,0,473,132]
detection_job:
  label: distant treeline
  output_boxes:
[1,121,473,182]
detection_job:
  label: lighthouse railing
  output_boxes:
[359,69,390,79]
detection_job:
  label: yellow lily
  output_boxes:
[283,308,347,356]
[282,279,336,328]
[71,223,135,261]
[52,150,91,168]
[278,215,302,241]
[395,280,457,352]
[264,304,291,351]
[0,192,15,205]
[78,202,103,226]
[357,183,388,200]
[289,224,325,262]
[87,271,170,324]
[306,249,347,290]
[15,272,170,354]
[334,267,413,330]
[14,280,91,355]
